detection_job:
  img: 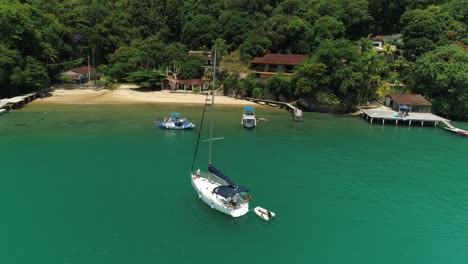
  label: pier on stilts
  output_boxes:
[359,108,446,127]
[360,107,468,137]
[0,89,51,113]
[244,97,303,121]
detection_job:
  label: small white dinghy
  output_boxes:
[254,206,276,221]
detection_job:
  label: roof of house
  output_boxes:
[69,66,96,75]
[167,77,207,86]
[251,54,308,66]
[388,94,432,106]
[188,50,213,61]
[372,34,403,42]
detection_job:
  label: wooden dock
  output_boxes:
[0,90,49,111]
[244,97,303,121]
[360,108,447,126]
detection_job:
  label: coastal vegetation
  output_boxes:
[0,0,467,118]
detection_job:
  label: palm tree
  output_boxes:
[382,43,397,62]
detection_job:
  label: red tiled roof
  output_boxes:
[167,77,207,86]
[388,94,432,106]
[251,54,308,65]
[70,66,96,75]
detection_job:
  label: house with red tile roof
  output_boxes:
[250,54,308,79]
[56,66,97,84]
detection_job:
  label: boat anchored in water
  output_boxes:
[242,106,257,128]
[190,49,252,218]
[155,112,195,130]
[192,165,252,217]
[254,206,276,221]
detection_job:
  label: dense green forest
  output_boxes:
[1,0,467,118]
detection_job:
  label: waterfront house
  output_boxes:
[163,77,209,92]
[56,66,96,84]
[385,94,432,113]
[250,54,308,79]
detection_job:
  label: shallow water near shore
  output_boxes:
[1,104,468,264]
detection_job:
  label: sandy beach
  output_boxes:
[32,85,254,106]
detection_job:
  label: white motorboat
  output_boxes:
[241,106,257,128]
[190,49,252,218]
[254,206,276,221]
[155,112,195,130]
[0,109,6,115]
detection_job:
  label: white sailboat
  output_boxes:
[190,50,252,217]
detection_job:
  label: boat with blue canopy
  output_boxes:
[155,112,195,130]
[241,106,257,128]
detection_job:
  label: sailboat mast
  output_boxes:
[209,49,217,164]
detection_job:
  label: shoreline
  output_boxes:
[31,85,256,107]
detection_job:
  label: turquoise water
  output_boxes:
[1,104,468,264]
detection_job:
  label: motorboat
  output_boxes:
[242,106,257,128]
[155,112,195,130]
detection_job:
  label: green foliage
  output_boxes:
[400,9,443,59]
[22,57,50,91]
[239,34,272,63]
[266,73,292,100]
[262,15,312,53]
[311,16,345,47]
[376,83,393,99]
[182,14,217,50]
[406,44,468,119]
[239,75,257,97]
[125,70,163,89]
[192,87,200,93]
[218,10,253,50]
[292,62,329,96]
[316,91,341,106]
[252,87,264,98]
[220,51,250,79]
[0,0,466,118]
[178,56,204,79]
[58,74,75,84]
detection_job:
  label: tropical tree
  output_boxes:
[406,44,468,119]
[267,73,292,100]
[382,43,397,62]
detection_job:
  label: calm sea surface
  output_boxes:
[1,104,467,264]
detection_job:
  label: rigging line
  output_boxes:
[209,49,217,164]
[46,57,85,67]
[190,91,210,172]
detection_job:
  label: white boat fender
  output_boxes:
[198,193,202,199]
[211,203,214,209]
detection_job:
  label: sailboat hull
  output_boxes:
[191,174,249,217]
